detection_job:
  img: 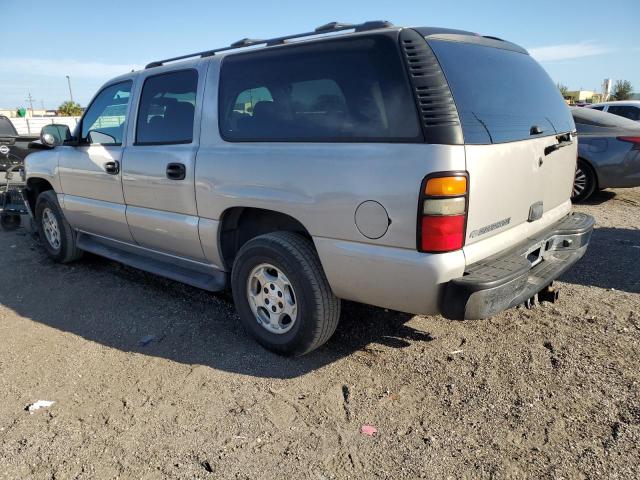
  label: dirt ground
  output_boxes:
[0,188,639,480]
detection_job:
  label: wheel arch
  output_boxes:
[25,177,55,214]
[218,206,314,270]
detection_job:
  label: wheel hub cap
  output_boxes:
[42,207,61,250]
[573,167,587,197]
[246,263,297,334]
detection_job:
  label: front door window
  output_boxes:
[81,81,133,145]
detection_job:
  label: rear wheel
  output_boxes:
[35,191,83,263]
[231,232,340,356]
[0,213,20,231]
[572,159,596,202]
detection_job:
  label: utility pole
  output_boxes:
[26,93,35,116]
[66,75,74,103]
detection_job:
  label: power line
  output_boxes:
[26,92,34,114]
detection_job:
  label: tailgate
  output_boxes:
[465,136,576,244]
[427,37,576,245]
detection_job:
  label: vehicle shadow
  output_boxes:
[0,227,433,379]
[577,190,617,206]
[560,226,640,293]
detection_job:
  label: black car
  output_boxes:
[0,115,39,229]
[0,115,39,185]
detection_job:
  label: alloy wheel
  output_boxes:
[42,207,61,250]
[246,263,298,334]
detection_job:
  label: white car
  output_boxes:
[585,101,640,122]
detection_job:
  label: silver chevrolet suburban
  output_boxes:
[24,21,594,355]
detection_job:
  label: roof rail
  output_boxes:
[144,20,394,69]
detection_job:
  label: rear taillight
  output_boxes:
[418,173,468,253]
[617,136,640,145]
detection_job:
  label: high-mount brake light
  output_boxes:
[418,173,468,253]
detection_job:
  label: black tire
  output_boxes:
[0,213,21,231]
[231,232,341,356]
[572,159,597,202]
[35,190,83,263]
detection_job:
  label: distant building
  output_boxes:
[565,90,603,104]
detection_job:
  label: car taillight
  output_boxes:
[617,136,640,145]
[418,173,468,253]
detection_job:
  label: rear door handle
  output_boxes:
[544,133,574,156]
[166,162,186,180]
[544,140,573,156]
[104,161,120,174]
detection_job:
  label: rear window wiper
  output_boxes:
[544,133,573,156]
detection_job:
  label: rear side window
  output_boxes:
[136,70,198,145]
[429,40,574,144]
[218,35,421,142]
[591,106,605,111]
[0,117,17,136]
[607,105,640,121]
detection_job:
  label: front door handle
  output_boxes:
[166,163,186,180]
[104,161,120,174]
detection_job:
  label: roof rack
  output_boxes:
[145,20,394,69]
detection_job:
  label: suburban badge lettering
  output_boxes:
[470,217,512,238]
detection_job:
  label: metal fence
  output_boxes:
[10,117,80,136]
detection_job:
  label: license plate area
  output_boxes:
[525,239,550,267]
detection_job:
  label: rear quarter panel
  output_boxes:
[579,134,640,188]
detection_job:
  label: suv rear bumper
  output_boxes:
[442,212,595,320]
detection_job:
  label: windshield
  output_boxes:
[0,116,17,136]
[428,40,574,144]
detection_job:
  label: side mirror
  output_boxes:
[41,124,72,147]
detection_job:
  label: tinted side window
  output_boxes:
[591,106,605,111]
[136,70,198,145]
[82,81,132,145]
[218,35,421,142]
[607,105,640,121]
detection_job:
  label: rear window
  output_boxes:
[428,40,574,144]
[572,107,640,128]
[0,117,17,136]
[218,35,421,142]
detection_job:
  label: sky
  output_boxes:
[1,0,638,109]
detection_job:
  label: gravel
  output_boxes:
[0,188,639,479]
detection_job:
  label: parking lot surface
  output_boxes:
[1,188,639,479]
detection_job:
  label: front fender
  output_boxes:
[25,149,61,192]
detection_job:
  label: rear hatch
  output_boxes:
[427,38,576,246]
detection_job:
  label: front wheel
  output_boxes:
[231,232,341,356]
[35,190,83,263]
[572,159,596,202]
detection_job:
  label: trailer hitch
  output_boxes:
[538,283,560,304]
